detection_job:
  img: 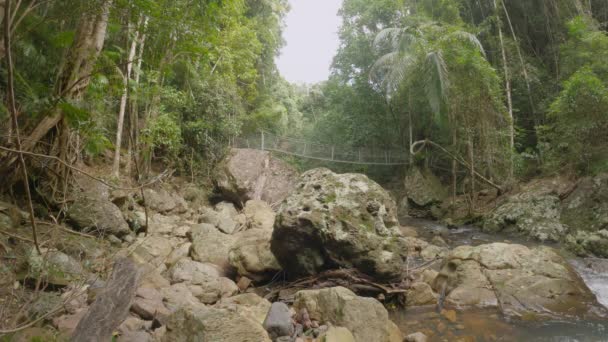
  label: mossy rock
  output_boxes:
[271,168,408,280]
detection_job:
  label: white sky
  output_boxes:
[277,0,343,84]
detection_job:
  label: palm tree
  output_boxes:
[370,21,485,120]
[370,21,501,202]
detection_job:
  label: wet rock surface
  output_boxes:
[432,243,606,319]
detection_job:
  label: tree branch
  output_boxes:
[411,139,503,192]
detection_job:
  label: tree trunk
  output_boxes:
[126,16,148,178]
[408,90,413,165]
[468,135,476,213]
[5,0,112,161]
[494,0,515,180]
[112,15,141,177]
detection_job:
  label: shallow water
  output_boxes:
[399,218,608,342]
[391,307,608,342]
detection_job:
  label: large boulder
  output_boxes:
[67,194,130,237]
[229,229,282,282]
[562,174,608,257]
[162,306,271,342]
[432,243,606,319]
[26,249,84,286]
[403,167,447,217]
[215,148,298,206]
[139,187,188,214]
[483,191,566,242]
[293,287,402,342]
[271,168,408,279]
[189,223,236,276]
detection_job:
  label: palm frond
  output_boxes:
[425,50,450,120]
[373,28,404,50]
[447,31,486,57]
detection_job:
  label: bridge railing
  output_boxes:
[231,131,409,166]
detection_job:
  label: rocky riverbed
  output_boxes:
[0,149,607,342]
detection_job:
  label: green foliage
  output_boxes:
[561,16,608,80]
[540,67,608,174]
[141,114,183,158]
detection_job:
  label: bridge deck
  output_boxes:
[232,132,409,166]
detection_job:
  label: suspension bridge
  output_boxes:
[231,131,410,166]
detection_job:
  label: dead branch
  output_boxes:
[0,145,170,191]
[265,268,410,301]
[35,221,97,239]
[0,229,34,243]
[411,139,503,192]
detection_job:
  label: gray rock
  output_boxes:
[190,223,236,276]
[168,259,221,284]
[293,287,402,342]
[405,332,428,342]
[162,306,271,342]
[67,194,130,237]
[131,235,175,269]
[432,243,606,319]
[275,337,293,342]
[565,230,608,258]
[561,173,608,257]
[263,302,294,340]
[27,249,84,286]
[143,188,177,213]
[118,315,151,335]
[131,287,170,321]
[243,200,276,231]
[161,283,204,312]
[29,292,62,320]
[320,326,356,342]
[52,309,87,336]
[165,243,192,267]
[404,167,447,208]
[483,192,566,242]
[201,206,239,235]
[216,293,272,325]
[405,282,437,306]
[118,331,152,342]
[271,168,408,280]
[167,258,237,305]
[215,148,298,205]
[229,228,282,282]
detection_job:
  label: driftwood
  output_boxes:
[71,258,141,342]
[265,269,409,302]
[265,259,443,303]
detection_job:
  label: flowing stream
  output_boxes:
[393,218,608,342]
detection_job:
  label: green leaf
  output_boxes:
[59,102,90,126]
[51,31,75,48]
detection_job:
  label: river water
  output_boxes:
[395,218,608,342]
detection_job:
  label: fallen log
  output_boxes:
[71,258,141,342]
